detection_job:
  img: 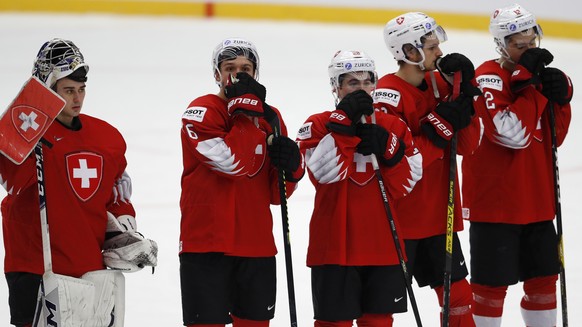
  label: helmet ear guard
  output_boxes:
[32,38,89,87]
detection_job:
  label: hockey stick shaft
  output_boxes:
[32,140,62,327]
[442,71,462,327]
[548,102,568,326]
[363,115,423,327]
[35,141,53,273]
[269,115,298,327]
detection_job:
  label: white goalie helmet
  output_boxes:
[32,38,89,87]
[328,50,377,93]
[383,12,447,66]
[489,4,543,50]
[212,37,260,83]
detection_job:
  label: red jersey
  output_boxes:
[296,110,422,266]
[374,73,482,239]
[462,60,571,224]
[180,94,303,257]
[1,114,135,278]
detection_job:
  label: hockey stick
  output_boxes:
[442,71,462,327]
[266,110,299,327]
[32,140,63,327]
[361,114,423,327]
[547,101,568,326]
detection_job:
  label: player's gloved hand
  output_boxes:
[104,212,157,273]
[103,232,158,273]
[437,53,482,97]
[512,48,554,93]
[541,67,573,105]
[225,72,267,117]
[356,124,405,167]
[225,72,266,100]
[518,48,554,75]
[326,90,374,135]
[421,95,474,148]
[267,135,301,172]
[112,171,132,204]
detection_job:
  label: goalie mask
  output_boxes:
[32,38,89,88]
[489,4,543,57]
[384,12,447,69]
[212,37,260,86]
[328,50,377,103]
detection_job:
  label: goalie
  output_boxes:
[0,38,157,327]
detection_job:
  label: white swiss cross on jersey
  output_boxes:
[66,152,103,201]
[350,153,375,186]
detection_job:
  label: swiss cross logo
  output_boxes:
[397,17,405,25]
[350,153,374,186]
[10,105,50,142]
[66,152,103,201]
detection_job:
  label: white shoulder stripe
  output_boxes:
[306,133,349,184]
[196,137,244,175]
[404,152,422,194]
[0,173,15,195]
[492,110,530,148]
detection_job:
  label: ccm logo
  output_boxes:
[426,113,453,137]
[228,97,259,109]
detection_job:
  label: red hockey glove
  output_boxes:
[225,72,267,117]
[421,95,474,148]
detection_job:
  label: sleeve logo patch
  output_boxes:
[183,106,207,122]
[373,88,401,107]
[476,74,503,91]
[297,122,313,140]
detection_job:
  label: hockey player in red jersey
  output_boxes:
[0,39,157,327]
[296,50,422,327]
[179,37,304,327]
[462,4,573,326]
[375,13,482,326]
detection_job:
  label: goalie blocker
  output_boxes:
[0,76,65,165]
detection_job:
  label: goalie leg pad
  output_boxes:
[81,270,125,327]
[33,271,124,327]
[55,273,96,326]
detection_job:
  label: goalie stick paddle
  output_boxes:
[361,114,423,327]
[442,71,462,327]
[548,101,568,327]
[266,108,299,327]
[0,76,65,165]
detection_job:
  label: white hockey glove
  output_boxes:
[112,170,132,204]
[104,212,157,273]
[107,211,137,233]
